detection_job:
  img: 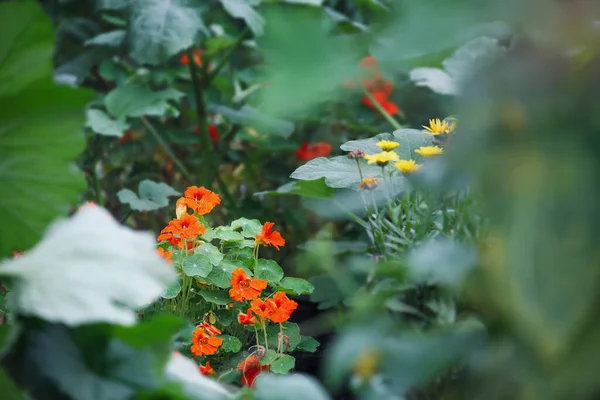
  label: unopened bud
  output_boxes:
[176,198,187,219]
[348,150,365,159]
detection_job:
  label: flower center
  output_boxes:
[239,279,250,289]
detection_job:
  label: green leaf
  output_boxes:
[270,354,295,374]
[97,0,133,10]
[392,129,435,160]
[218,334,242,352]
[309,275,343,310]
[261,349,278,365]
[297,336,319,352]
[198,290,231,305]
[114,314,186,348]
[85,30,126,47]
[267,322,301,351]
[219,0,264,35]
[206,261,238,288]
[129,0,202,66]
[117,179,180,211]
[105,83,183,119]
[279,277,314,296]
[182,254,213,277]
[254,374,330,400]
[290,156,381,190]
[211,105,295,139]
[215,309,233,326]
[257,178,336,200]
[0,367,22,400]
[213,227,245,242]
[161,280,182,299]
[86,109,130,137]
[224,248,254,268]
[0,207,176,326]
[340,132,396,155]
[255,259,284,283]
[0,2,91,258]
[230,218,263,238]
[195,243,224,266]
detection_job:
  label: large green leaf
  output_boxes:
[211,105,295,138]
[194,243,224,266]
[217,335,242,353]
[340,129,434,161]
[117,179,180,211]
[128,0,202,66]
[182,254,213,278]
[0,207,176,326]
[0,367,22,400]
[278,277,314,296]
[0,2,91,258]
[270,354,295,374]
[230,217,263,238]
[206,261,238,288]
[86,108,130,137]
[105,83,183,120]
[256,178,336,199]
[219,0,264,35]
[255,259,284,283]
[290,156,382,189]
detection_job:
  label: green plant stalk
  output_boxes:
[360,84,403,130]
[140,117,192,180]
[92,166,104,206]
[204,28,250,86]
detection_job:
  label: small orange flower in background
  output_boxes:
[269,292,298,323]
[159,213,206,241]
[119,129,142,144]
[180,48,203,67]
[362,91,400,115]
[351,56,401,116]
[199,361,216,376]
[190,327,222,357]
[296,142,332,161]
[156,247,172,262]
[255,222,285,250]
[237,355,269,387]
[238,309,257,325]
[11,250,24,258]
[229,268,267,302]
[183,186,221,215]
[250,298,275,321]
[198,322,221,337]
[194,124,220,144]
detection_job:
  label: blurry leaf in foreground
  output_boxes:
[290,157,381,190]
[407,238,477,288]
[0,367,22,400]
[165,352,232,400]
[0,207,176,326]
[254,373,330,400]
[258,6,362,118]
[0,1,91,258]
[117,179,180,211]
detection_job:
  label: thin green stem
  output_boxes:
[141,117,192,180]
[92,166,104,206]
[205,28,250,85]
[360,84,403,130]
[263,325,269,352]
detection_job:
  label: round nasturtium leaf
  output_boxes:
[0,2,92,258]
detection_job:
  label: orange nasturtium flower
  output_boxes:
[198,322,221,337]
[269,292,298,323]
[190,327,222,357]
[183,186,221,215]
[238,309,257,326]
[255,222,285,250]
[229,268,268,302]
[237,355,269,387]
[249,298,275,321]
[156,247,172,262]
[180,48,203,67]
[159,213,206,240]
[199,361,216,376]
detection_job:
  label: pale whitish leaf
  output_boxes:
[230,217,262,238]
[165,353,232,400]
[340,132,396,155]
[86,109,130,137]
[290,156,382,190]
[410,67,457,95]
[219,0,264,35]
[254,374,330,400]
[105,83,183,119]
[0,207,176,326]
[161,280,181,299]
[84,30,126,47]
[213,227,245,242]
[117,179,180,211]
[129,0,201,65]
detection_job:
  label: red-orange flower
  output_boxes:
[194,124,220,145]
[190,327,222,356]
[269,292,298,323]
[156,247,172,263]
[249,298,276,321]
[198,322,221,337]
[237,355,269,387]
[183,186,221,215]
[229,268,267,302]
[159,213,206,240]
[255,222,285,250]
[296,142,332,161]
[362,91,400,115]
[180,48,203,66]
[238,309,258,326]
[199,361,216,376]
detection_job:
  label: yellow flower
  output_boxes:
[358,177,380,191]
[363,151,400,166]
[375,140,400,151]
[394,159,421,174]
[415,146,443,157]
[422,118,456,135]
